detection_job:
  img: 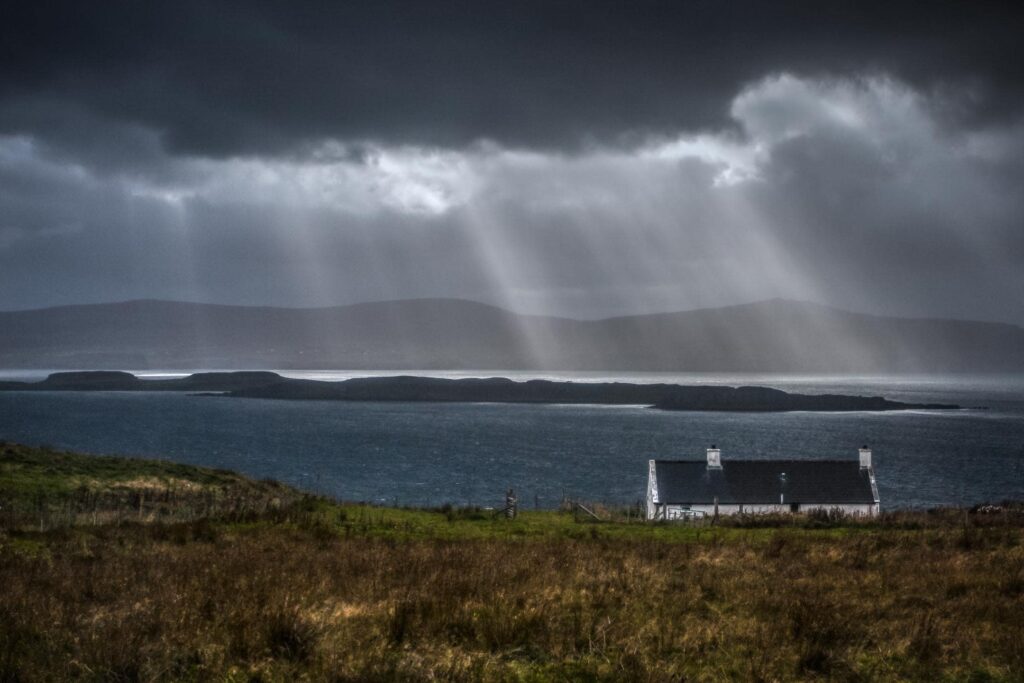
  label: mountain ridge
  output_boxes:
[4,296,1021,329]
[1,297,1022,372]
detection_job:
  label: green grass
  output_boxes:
[269,502,852,544]
[2,443,1023,681]
[0,441,301,528]
[0,441,275,494]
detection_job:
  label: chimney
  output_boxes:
[707,445,722,469]
[859,445,872,469]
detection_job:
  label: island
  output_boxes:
[0,371,961,411]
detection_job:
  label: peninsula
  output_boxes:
[0,371,961,412]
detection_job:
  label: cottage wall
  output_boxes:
[646,459,659,520]
[654,502,878,520]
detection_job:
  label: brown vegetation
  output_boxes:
[1,444,1023,681]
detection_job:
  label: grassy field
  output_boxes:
[2,443,1023,681]
[0,441,301,529]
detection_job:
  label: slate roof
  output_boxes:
[652,459,877,505]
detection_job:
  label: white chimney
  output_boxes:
[707,445,722,469]
[859,445,872,469]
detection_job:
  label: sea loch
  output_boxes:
[1,371,1022,509]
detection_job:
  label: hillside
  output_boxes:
[1,297,1023,372]
[0,442,301,528]
[1,444,1022,681]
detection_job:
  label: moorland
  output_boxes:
[1,442,1022,681]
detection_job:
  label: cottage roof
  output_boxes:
[652,459,877,505]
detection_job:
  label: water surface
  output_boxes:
[1,372,1021,508]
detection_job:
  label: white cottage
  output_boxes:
[647,445,880,520]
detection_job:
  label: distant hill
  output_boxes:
[1,297,1022,372]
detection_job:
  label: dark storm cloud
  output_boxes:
[3,0,1024,156]
[1,2,1023,325]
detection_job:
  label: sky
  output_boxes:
[1,1,1023,323]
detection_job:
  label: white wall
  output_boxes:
[651,503,879,520]
[646,460,659,520]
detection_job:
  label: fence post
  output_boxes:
[505,488,517,520]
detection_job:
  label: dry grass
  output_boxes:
[1,443,1023,681]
